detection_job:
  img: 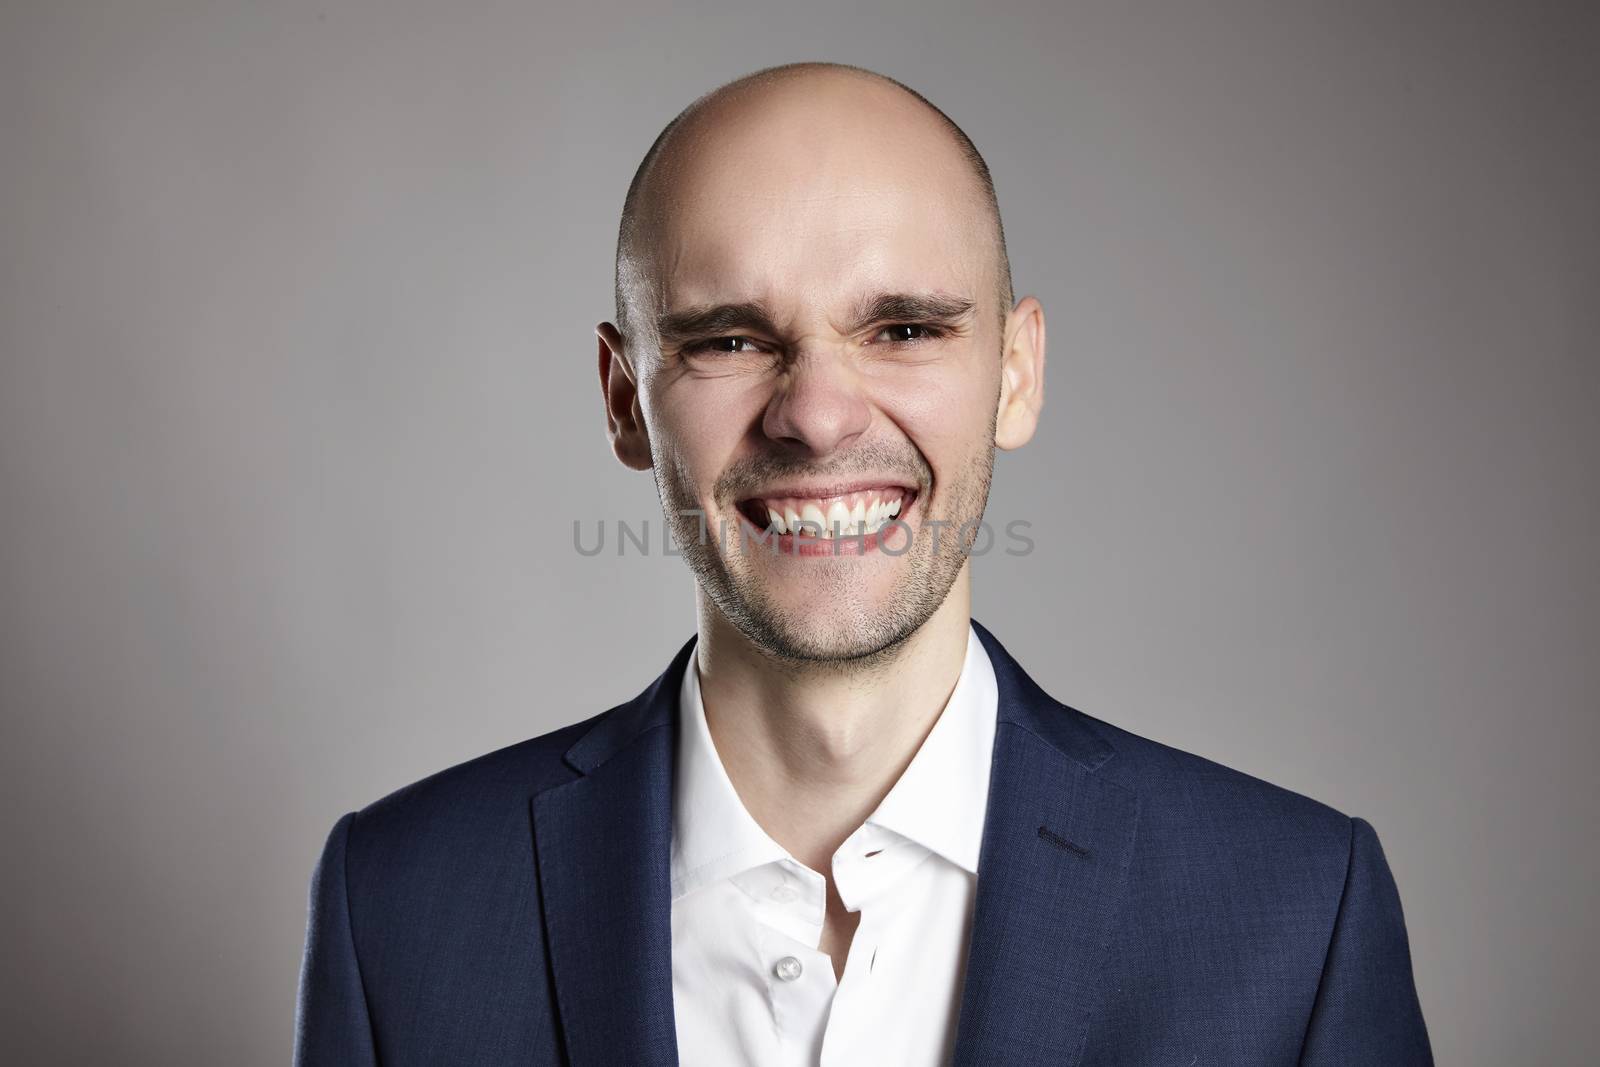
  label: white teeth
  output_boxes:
[826,501,851,536]
[756,491,910,538]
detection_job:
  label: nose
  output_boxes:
[760,351,872,457]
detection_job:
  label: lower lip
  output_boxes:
[736,496,919,557]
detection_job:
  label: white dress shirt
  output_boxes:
[669,624,1000,1067]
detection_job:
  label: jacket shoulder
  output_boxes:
[1059,708,1364,948]
[973,617,1354,854]
[338,707,608,872]
[301,708,632,1057]
[1080,709,1357,862]
[330,631,696,880]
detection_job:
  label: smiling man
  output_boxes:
[295,63,1433,1066]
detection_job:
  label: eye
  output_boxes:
[874,323,947,344]
[685,336,762,355]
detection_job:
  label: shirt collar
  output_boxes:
[865,625,998,875]
[668,624,999,900]
[668,648,788,901]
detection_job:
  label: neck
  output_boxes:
[692,565,973,874]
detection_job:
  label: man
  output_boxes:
[295,62,1433,1065]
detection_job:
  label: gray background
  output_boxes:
[2,2,1595,1063]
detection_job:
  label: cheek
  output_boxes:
[649,375,765,491]
[869,358,1000,467]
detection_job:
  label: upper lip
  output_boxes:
[736,479,918,501]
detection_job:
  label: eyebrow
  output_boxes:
[656,291,976,344]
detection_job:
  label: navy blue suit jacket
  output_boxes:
[295,619,1432,1065]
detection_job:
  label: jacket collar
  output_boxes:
[952,619,1141,1065]
[528,635,690,1067]
[530,618,1139,1067]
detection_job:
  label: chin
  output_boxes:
[726,596,926,664]
[773,622,883,661]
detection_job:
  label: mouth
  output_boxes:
[733,482,921,554]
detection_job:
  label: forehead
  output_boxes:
[643,81,993,322]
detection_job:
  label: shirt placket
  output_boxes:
[733,857,836,1065]
[817,823,932,1066]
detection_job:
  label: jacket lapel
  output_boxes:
[530,636,695,1067]
[953,620,1141,1067]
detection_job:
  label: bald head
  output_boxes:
[613,62,1013,347]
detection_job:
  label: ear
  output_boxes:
[994,295,1046,451]
[596,322,653,471]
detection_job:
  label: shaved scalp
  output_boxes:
[613,61,1014,347]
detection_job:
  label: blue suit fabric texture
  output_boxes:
[295,619,1433,1065]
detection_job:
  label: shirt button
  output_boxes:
[770,884,798,903]
[773,956,803,982]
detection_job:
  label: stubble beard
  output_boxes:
[654,426,998,668]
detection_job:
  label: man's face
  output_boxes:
[615,80,1017,661]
